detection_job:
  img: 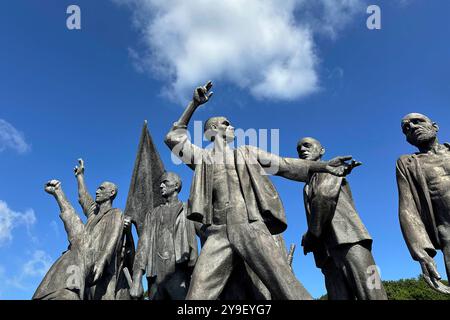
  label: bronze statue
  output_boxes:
[164,81,357,300]
[33,160,132,300]
[130,172,198,300]
[397,113,450,293]
[298,137,387,300]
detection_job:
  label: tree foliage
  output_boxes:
[384,276,450,300]
[319,275,450,300]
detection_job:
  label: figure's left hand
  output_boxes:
[123,216,132,230]
[301,232,316,255]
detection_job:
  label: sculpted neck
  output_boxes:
[213,137,232,153]
[97,200,112,213]
[165,193,179,205]
[417,137,440,153]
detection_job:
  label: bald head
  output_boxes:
[95,181,118,203]
[297,137,324,161]
[204,116,235,142]
[401,113,439,148]
[160,172,182,198]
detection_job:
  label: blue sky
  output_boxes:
[0,0,450,299]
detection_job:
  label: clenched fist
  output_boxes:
[45,180,62,195]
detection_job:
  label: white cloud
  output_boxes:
[0,119,31,154]
[0,200,36,246]
[6,250,53,293]
[22,250,52,277]
[115,0,366,102]
[296,0,366,39]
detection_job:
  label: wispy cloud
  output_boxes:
[114,0,366,102]
[0,119,31,154]
[6,250,52,293]
[0,200,36,246]
[22,250,52,278]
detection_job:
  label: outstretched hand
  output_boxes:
[301,231,318,255]
[74,158,85,176]
[193,81,213,106]
[45,180,61,195]
[326,156,362,177]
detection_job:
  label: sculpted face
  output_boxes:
[297,137,324,161]
[95,182,117,203]
[160,172,181,198]
[401,113,438,148]
[205,116,235,143]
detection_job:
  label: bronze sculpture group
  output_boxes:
[32,82,450,300]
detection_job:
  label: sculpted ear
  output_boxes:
[433,122,439,132]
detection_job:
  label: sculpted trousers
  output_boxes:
[328,242,387,300]
[148,265,191,300]
[186,221,312,300]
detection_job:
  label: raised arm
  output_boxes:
[74,159,96,218]
[45,180,84,244]
[164,81,212,170]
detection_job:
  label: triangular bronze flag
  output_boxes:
[124,120,165,236]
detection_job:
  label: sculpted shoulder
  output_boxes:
[109,208,123,219]
[397,154,414,165]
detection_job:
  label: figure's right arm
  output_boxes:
[130,212,152,298]
[396,159,440,280]
[74,159,96,218]
[45,180,84,244]
[164,82,213,170]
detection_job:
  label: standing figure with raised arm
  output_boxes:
[74,159,133,300]
[164,81,358,300]
[33,180,87,300]
[298,137,387,300]
[397,113,450,293]
[129,172,198,300]
[32,159,132,300]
